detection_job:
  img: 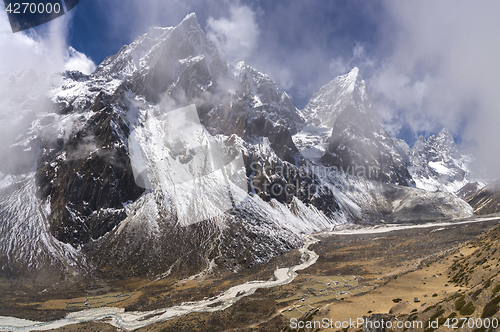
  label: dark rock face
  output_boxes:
[322,115,412,185]
[244,149,339,217]
[234,64,304,135]
[467,179,500,215]
[195,63,304,163]
[36,89,144,246]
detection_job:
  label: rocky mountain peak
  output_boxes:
[93,12,225,88]
[408,128,470,192]
[340,66,362,93]
[230,62,304,134]
[437,127,453,140]
[347,66,359,77]
[414,129,461,162]
[296,68,413,186]
[179,12,199,27]
[303,67,371,128]
[432,128,460,158]
[415,135,426,144]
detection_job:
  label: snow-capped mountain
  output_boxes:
[0,13,474,282]
[395,128,472,193]
[298,67,413,186]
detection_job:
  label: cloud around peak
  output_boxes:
[369,0,500,179]
[0,9,96,76]
[206,4,260,64]
[64,47,96,75]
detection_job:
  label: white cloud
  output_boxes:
[0,11,62,75]
[328,43,376,81]
[206,5,259,64]
[272,67,294,90]
[352,43,366,59]
[371,0,500,179]
[0,10,95,76]
[0,9,96,173]
[328,57,349,78]
[64,47,96,75]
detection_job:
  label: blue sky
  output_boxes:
[1,0,500,178]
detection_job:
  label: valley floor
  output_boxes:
[1,216,500,331]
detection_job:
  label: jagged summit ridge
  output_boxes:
[93,12,225,84]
